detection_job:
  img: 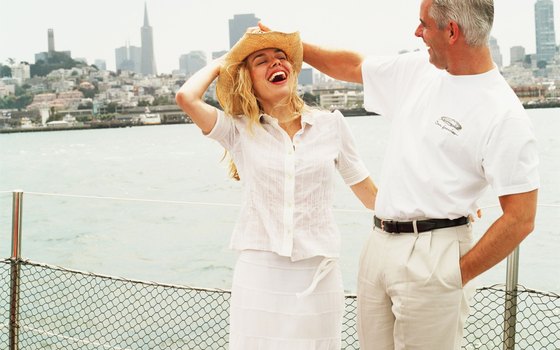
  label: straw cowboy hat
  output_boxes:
[216,30,303,115]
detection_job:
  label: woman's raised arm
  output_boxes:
[175,58,222,134]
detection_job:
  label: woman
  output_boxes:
[175,28,377,350]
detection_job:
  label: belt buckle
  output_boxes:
[380,219,386,232]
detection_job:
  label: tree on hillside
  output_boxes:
[0,94,33,110]
[0,64,11,77]
[30,52,81,77]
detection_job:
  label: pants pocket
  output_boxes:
[407,230,464,290]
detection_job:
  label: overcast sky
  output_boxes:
[1,0,559,74]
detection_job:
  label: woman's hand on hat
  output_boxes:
[209,55,225,77]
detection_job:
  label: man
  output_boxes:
[262,0,539,348]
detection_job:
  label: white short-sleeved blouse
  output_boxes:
[206,109,369,261]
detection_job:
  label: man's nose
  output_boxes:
[414,25,423,38]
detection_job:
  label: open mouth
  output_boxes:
[268,71,287,83]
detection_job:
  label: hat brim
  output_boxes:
[216,31,303,115]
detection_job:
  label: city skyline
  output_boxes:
[1,0,560,74]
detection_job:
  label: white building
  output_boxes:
[0,83,15,98]
[10,62,31,85]
[319,90,364,110]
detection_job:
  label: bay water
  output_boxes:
[0,108,558,293]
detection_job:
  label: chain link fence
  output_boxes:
[1,259,559,349]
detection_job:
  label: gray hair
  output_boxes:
[430,0,494,47]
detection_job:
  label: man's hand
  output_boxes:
[258,22,271,32]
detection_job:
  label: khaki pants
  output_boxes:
[357,223,476,350]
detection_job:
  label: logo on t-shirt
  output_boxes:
[435,116,462,136]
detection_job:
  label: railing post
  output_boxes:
[9,190,23,350]
[503,246,520,350]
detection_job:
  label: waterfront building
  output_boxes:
[510,46,526,66]
[228,14,260,49]
[318,90,364,110]
[140,3,157,76]
[535,0,557,64]
[179,51,207,78]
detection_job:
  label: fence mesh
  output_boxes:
[1,259,559,349]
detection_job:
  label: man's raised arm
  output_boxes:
[258,22,364,83]
[303,42,364,84]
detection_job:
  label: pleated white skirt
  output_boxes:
[228,250,345,350]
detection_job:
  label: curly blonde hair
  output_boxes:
[220,56,306,181]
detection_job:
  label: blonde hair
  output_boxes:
[220,55,306,181]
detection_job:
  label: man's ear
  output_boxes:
[448,21,460,44]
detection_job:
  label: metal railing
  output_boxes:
[9,191,23,350]
[2,190,559,349]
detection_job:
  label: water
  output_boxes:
[0,108,559,293]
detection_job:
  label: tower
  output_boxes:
[228,14,260,49]
[48,28,55,55]
[141,2,157,75]
[534,0,556,64]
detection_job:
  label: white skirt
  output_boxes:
[229,250,345,350]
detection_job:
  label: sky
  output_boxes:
[1,0,559,74]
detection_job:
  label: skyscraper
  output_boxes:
[179,51,207,77]
[298,68,314,86]
[510,46,526,65]
[534,0,557,64]
[228,14,260,49]
[115,43,142,73]
[488,36,503,69]
[141,2,157,75]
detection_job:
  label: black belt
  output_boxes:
[374,216,469,234]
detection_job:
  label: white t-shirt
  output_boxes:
[207,109,369,261]
[362,51,539,220]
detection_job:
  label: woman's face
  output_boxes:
[246,48,293,104]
